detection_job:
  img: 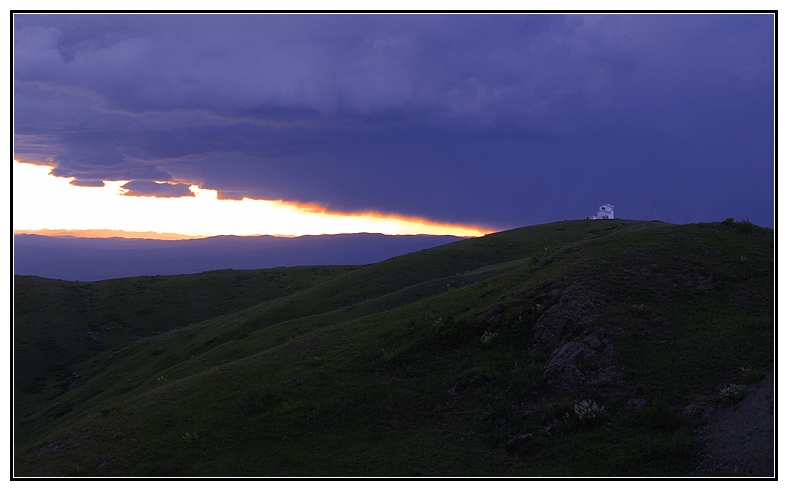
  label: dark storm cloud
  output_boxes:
[121,180,195,197]
[70,179,106,187]
[13,14,774,228]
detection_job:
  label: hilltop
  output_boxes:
[13,219,774,477]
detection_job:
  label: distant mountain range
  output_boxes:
[13,233,464,281]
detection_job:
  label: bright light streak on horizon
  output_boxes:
[13,161,495,239]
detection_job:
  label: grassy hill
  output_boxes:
[13,219,774,476]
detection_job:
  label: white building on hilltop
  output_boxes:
[587,204,615,220]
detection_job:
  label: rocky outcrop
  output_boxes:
[542,328,619,391]
[477,304,503,329]
[533,285,605,345]
[542,341,595,390]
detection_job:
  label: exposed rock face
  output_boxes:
[542,328,619,391]
[532,304,576,345]
[532,285,619,391]
[533,285,605,345]
[543,341,594,390]
[583,328,608,350]
[477,304,503,329]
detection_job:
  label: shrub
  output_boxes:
[573,399,606,422]
[723,217,755,233]
[480,331,498,346]
[741,367,765,384]
[381,347,399,362]
[719,384,745,404]
[182,431,199,443]
[737,218,755,234]
[560,399,607,431]
[278,399,306,412]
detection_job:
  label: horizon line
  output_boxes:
[13,228,483,241]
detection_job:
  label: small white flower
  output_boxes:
[480,331,498,345]
[719,384,744,403]
[573,400,605,421]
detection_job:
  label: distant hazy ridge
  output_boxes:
[13,233,463,281]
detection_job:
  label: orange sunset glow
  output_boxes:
[13,161,494,239]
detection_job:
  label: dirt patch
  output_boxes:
[693,371,774,477]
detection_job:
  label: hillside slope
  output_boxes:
[13,219,774,477]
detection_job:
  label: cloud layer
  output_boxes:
[14,14,774,228]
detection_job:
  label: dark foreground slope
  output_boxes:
[13,219,774,477]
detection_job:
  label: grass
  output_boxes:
[13,219,773,476]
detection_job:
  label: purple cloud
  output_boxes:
[13,14,775,228]
[121,180,194,197]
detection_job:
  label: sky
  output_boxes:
[12,13,775,237]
